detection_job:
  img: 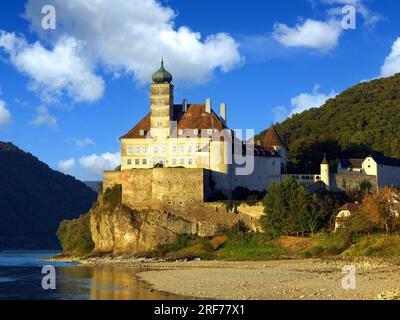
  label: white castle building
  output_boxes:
[109,60,400,200]
[118,61,284,196]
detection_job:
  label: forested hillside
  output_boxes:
[257,73,400,173]
[0,142,97,249]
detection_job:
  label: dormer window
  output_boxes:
[193,129,199,135]
[139,130,145,136]
[178,129,183,136]
[207,129,213,135]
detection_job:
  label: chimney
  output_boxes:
[205,98,211,114]
[182,99,188,112]
[220,103,226,125]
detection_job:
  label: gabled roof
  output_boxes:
[338,203,362,212]
[262,126,284,148]
[120,104,227,139]
[340,159,364,169]
[120,113,151,139]
[371,154,400,168]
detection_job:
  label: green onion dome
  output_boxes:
[152,59,173,84]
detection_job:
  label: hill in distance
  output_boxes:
[0,142,97,249]
[257,73,400,173]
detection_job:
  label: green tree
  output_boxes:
[261,177,311,236]
[359,179,373,194]
[57,213,94,256]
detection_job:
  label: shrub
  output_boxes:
[223,200,240,213]
[245,194,259,206]
[57,213,94,256]
[229,220,250,236]
[103,185,122,211]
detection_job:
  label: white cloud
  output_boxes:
[0,32,105,103]
[273,85,337,122]
[79,152,120,179]
[22,0,242,86]
[0,100,12,127]
[290,84,337,115]
[58,158,76,175]
[381,38,400,78]
[273,19,342,52]
[71,137,95,148]
[30,105,58,128]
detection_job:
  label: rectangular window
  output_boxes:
[135,159,140,165]
[134,145,140,154]
[172,159,177,165]
[180,158,185,165]
[127,145,132,156]
[153,146,158,154]
[188,145,193,153]
[142,159,147,165]
[127,159,132,165]
[171,145,177,154]
[179,145,185,153]
[188,158,193,165]
[142,146,147,154]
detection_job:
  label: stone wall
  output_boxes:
[104,167,211,211]
[121,169,153,209]
[152,168,209,209]
[332,174,378,192]
[103,170,122,191]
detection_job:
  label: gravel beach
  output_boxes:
[136,258,400,300]
[45,255,400,300]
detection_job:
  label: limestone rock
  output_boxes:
[89,199,224,255]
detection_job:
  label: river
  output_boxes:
[0,251,187,300]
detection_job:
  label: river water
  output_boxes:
[0,251,186,300]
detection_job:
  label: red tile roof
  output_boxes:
[262,126,284,148]
[120,104,227,139]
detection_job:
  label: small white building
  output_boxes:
[338,159,364,174]
[362,155,400,189]
[335,203,362,231]
[319,154,400,192]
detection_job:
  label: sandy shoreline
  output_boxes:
[45,255,400,300]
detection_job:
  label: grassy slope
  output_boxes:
[155,234,400,261]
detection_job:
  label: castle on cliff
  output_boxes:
[103,61,285,209]
[103,61,400,210]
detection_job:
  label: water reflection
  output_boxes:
[58,266,189,300]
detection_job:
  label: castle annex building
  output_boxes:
[103,61,284,210]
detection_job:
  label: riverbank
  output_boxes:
[137,258,400,300]
[45,254,400,300]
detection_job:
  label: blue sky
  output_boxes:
[0,0,400,180]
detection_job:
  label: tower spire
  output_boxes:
[152,58,173,83]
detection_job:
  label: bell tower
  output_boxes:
[150,59,174,139]
[321,153,330,191]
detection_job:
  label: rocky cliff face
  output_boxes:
[90,198,225,255]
